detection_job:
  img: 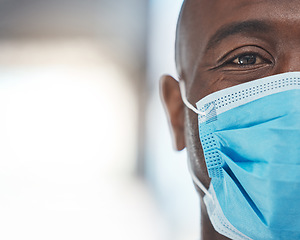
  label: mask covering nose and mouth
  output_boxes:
[179,72,300,240]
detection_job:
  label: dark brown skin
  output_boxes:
[160,0,300,239]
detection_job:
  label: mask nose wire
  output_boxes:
[178,80,213,201]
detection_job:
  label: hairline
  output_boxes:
[175,0,189,79]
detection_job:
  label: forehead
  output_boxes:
[192,0,300,37]
[178,0,300,80]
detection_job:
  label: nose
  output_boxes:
[273,50,300,74]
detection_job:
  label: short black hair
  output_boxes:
[175,0,191,77]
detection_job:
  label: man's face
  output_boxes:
[179,0,300,102]
[161,0,300,192]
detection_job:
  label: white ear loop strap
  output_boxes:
[179,80,213,200]
[179,81,206,116]
[187,157,213,201]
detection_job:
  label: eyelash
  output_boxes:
[209,52,265,71]
[226,52,263,66]
[209,44,275,72]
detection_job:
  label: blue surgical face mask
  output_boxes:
[179,72,300,240]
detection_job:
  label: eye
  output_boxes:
[231,53,264,66]
[227,53,271,67]
[211,46,274,72]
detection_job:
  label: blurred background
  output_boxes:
[0,0,199,239]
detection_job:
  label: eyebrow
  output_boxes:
[205,20,273,52]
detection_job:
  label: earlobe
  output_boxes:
[160,75,186,151]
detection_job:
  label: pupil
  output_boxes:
[238,55,256,65]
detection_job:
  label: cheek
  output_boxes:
[184,109,210,186]
[191,72,229,101]
[184,109,202,160]
[207,74,231,93]
[192,68,274,101]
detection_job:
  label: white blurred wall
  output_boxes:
[0,40,143,240]
[0,1,200,240]
[0,1,168,240]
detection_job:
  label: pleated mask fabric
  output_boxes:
[183,72,300,240]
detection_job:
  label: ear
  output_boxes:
[160,75,185,151]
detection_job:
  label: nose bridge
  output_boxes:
[274,49,300,74]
